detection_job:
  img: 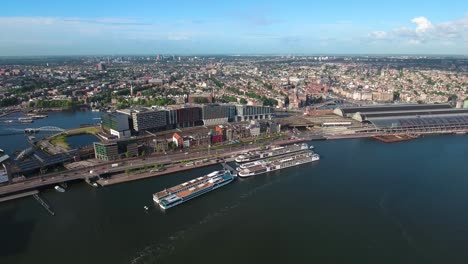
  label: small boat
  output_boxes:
[309,145,314,149]
[54,185,66,192]
[144,206,149,211]
[91,182,99,188]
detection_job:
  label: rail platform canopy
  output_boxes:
[367,113,468,130]
[334,103,452,117]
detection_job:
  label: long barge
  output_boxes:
[235,143,310,163]
[153,170,235,210]
[238,150,319,178]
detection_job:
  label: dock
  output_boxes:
[221,163,237,176]
[0,190,39,203]
[373,134,418,143]
[33,193,55,216]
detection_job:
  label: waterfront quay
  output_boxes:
[0,138,309,199]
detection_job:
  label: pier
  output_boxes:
[221,162,237,176]
[0,190,39,203]
[33,193,55,216]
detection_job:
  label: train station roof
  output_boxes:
[334,103,452,117]
[353,108,468,122]
[366,113,468,130]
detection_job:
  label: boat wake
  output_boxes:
[379,192,416,248]
[130,173,297,263]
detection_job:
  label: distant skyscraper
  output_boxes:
[97,62,106,71]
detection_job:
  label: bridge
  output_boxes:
[5,126,66,133]
[28,126,65,132]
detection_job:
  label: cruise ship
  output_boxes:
[238,150,320,178]
[235,143,310,163]
[153,170,235,210]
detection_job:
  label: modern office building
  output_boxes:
[165,108,178,128]
[96,62,107,71]
[118,107,167,132]
[227,105,236,122]
[94,142,119,161]
[171,105,202,127]
[235,105,274,121]
[201,104,230,126]
[101,112,131,138]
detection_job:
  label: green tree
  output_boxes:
[0,97,19,107]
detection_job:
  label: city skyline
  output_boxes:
[0,0,467,56]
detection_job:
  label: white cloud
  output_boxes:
[368,14,468,47]
[411,16,433,33]
[368,31,388,39]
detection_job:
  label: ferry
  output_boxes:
[235,143,309,163]
[153,170,235,210]
[238,150,320,178]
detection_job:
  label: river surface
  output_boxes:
[0,110,101,155]
[1,133,468,263]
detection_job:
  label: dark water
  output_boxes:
[66,134,98,149]
[0,111,101,155]
[1,135,468,263]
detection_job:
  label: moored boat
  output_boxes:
[54,185,66,192]
[153,170,235,210]
[238,150,320,178]
[235,143,309,163]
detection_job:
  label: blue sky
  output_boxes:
[0,0,467,55]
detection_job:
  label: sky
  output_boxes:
[0,0,467,56]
